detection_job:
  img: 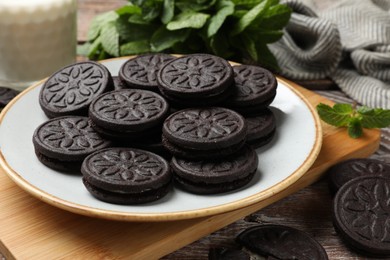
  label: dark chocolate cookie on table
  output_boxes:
[32,116,112,172]
[162,107,247,160]
[245,108,276,149]
[112,76,128,90]
[208,247,250,260]
[39,61,114,118]
[236,224,328,259]
[88,88,169,143]
[0,87,19,107]
[226,65,277,115]
[81,147,172,204]
[157,54,234,107]
[327,158,390,194]
[333,176,390,257]
[171,145,258,194]
[119,53,174,91]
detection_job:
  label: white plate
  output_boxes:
[0,57,322,222]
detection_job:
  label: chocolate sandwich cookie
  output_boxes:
[171,145,258,194]
[236,225,328,259]
[0,87,19,107]
[327,158,390,194]
[333,176,390,257]
[32,116,111,172]
[245,108,276,149]
[162,107,247,159]
[39,61,114,118]
[119,54,174,91]
[157,54,234,107]
[81,147,172,204]
[89,89,169,142]
[227,65,277,115]
[208,247,250,260]
[112,76,127,90]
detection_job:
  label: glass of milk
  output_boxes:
[0,0,77,91]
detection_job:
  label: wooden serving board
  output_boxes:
[0,80,380,260]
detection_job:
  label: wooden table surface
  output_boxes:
[1,1,388,259]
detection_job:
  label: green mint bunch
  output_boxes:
[82,0,291,71]
[317,103,390,138]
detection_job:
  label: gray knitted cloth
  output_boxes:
[269,0,390,109]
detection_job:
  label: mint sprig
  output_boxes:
[317,103,390,138]
[82,0,292,71]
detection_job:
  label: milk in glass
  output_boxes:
[0,0,76,91]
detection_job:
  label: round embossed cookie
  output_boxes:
[236,225,328,259]
[171,145,258,194]
[112,76,128,90]
[208,247,250,260]
[119,54,174,91]
[157,54,234,106]
[81,147,172,204]
[245,108,276,149]
[162,107,247,159]
[327,158,390,194]
[0,87,19,107]
[227,65,277,115]
[89,89,169,141]
[333,176,390,257]
[32,116,112,172]
[39,61,114,118]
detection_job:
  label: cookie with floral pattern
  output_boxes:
[81,147,172,204]
[245,108,276,149]
[89,89,169,143]
[333,176,390,257]
[157,54,234,107]
[171,145,258,194]
[327,158,390,194]
[119,53,174,91]
[162,107,247,159]
[227,65,277,115]
[39,61,114,118]
[32,116,111,172]
[236,225,328,259]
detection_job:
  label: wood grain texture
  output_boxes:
[0,81,380,260]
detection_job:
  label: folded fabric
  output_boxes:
[270,0,390,109]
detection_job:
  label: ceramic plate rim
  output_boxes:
[0,57,322,222]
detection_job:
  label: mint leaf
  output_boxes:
[87,11,118,41]
[161,0,175,24]
[317,102,390,138]
[348,118,363,138]
[358,107,390,128]
[151,27,189,52]
[231,0,270,35]
[255,43,279,70]
[316,103,352,127]
[249,29,283,44]
[101,22,119,56]
[232,0,264,8]
[77,43,91,57]
[116,16,156,42]
[167,11,210,30]
[207,0,235,37]
[87,36,102,59]
[85,0,291,70]
[260,4,291,30]
[243,33,257,61]
[210,33,234,57]
[120,40,150,55]
[116,4,142,16]
[176,0,217,12]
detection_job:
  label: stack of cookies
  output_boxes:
[33,53,279,203]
